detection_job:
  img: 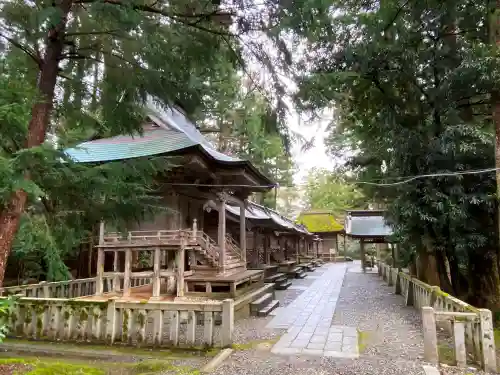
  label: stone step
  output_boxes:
[274,280,292,290]
[295,270,307,279]
[264,273,286,283]
[250,292,273,313]
[257,300,280,317]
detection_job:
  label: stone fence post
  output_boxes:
[479,309,497,372]
[422,306,438,364]
[221,299,234,347]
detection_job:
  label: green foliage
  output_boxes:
[303,168,365,216]
[0,0,296,282]
[285,0,500,304]
[0,297,14,342]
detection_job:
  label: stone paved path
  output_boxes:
[268,263,359,358]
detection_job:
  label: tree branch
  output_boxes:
[0,33,42,68]
[65,29,122,37]
[383,0,412,33]
[74,0,237,36]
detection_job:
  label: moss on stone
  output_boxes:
[296,211,344,233]
[357,330,370,353]
[437,343,455,365]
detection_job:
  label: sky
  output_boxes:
[289,110,335,184]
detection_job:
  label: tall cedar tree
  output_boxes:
[282,0,500,309]
[0,0,291,285]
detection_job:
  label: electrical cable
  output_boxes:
[161,167,500,189]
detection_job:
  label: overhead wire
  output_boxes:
[161,166,500,189]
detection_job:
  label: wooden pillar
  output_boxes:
[96,221,105,296]
[360,238,366,273]
[264,234,269,265]
[123,248,132,297]
[335,234,339,257]
[295,238,299,262]
[113,251,120,292]
[152,247,161,299]
[177,233,186,297]
[96,247,104,296]
[239,200,246,264]
[218,198,226,274]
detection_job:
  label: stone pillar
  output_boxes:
[218,198,226,274]
[239,200,246,264]
[422,307,438,364]
[479,309,497,372]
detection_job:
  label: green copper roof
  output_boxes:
[64,100,274,186]
[296,210,344,233]
[344,210,393,237]
[65,125,196,163]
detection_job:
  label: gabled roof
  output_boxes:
[344,210,393,238]
[225,201,311,235]
[296,210,344,233]
[64,100,274,186]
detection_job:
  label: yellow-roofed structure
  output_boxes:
[296,210,344,261]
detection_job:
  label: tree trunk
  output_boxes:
[416,248,441,286]
[0,0,73,287]
[469,250,500,309]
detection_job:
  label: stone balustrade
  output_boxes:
[5,297,234,348]
[377,260,496,372]
[1,278,101,298]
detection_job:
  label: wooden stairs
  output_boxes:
[189,233,246,276]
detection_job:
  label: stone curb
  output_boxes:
[200,348,233,373]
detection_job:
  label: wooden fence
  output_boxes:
[377,261,496,372]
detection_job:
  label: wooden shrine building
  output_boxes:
[344,210,394,272]
[65,101,277,306]
[296,210,344,261]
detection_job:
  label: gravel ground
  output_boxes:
[211,265,430,375]
[211,347,427,375]
[332,265,424,361]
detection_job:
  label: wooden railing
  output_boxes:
[377,260,496,372]
[6,297,234,348]
[193,232,219,267]
[104,229,221,269]
[225,234,243,260]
